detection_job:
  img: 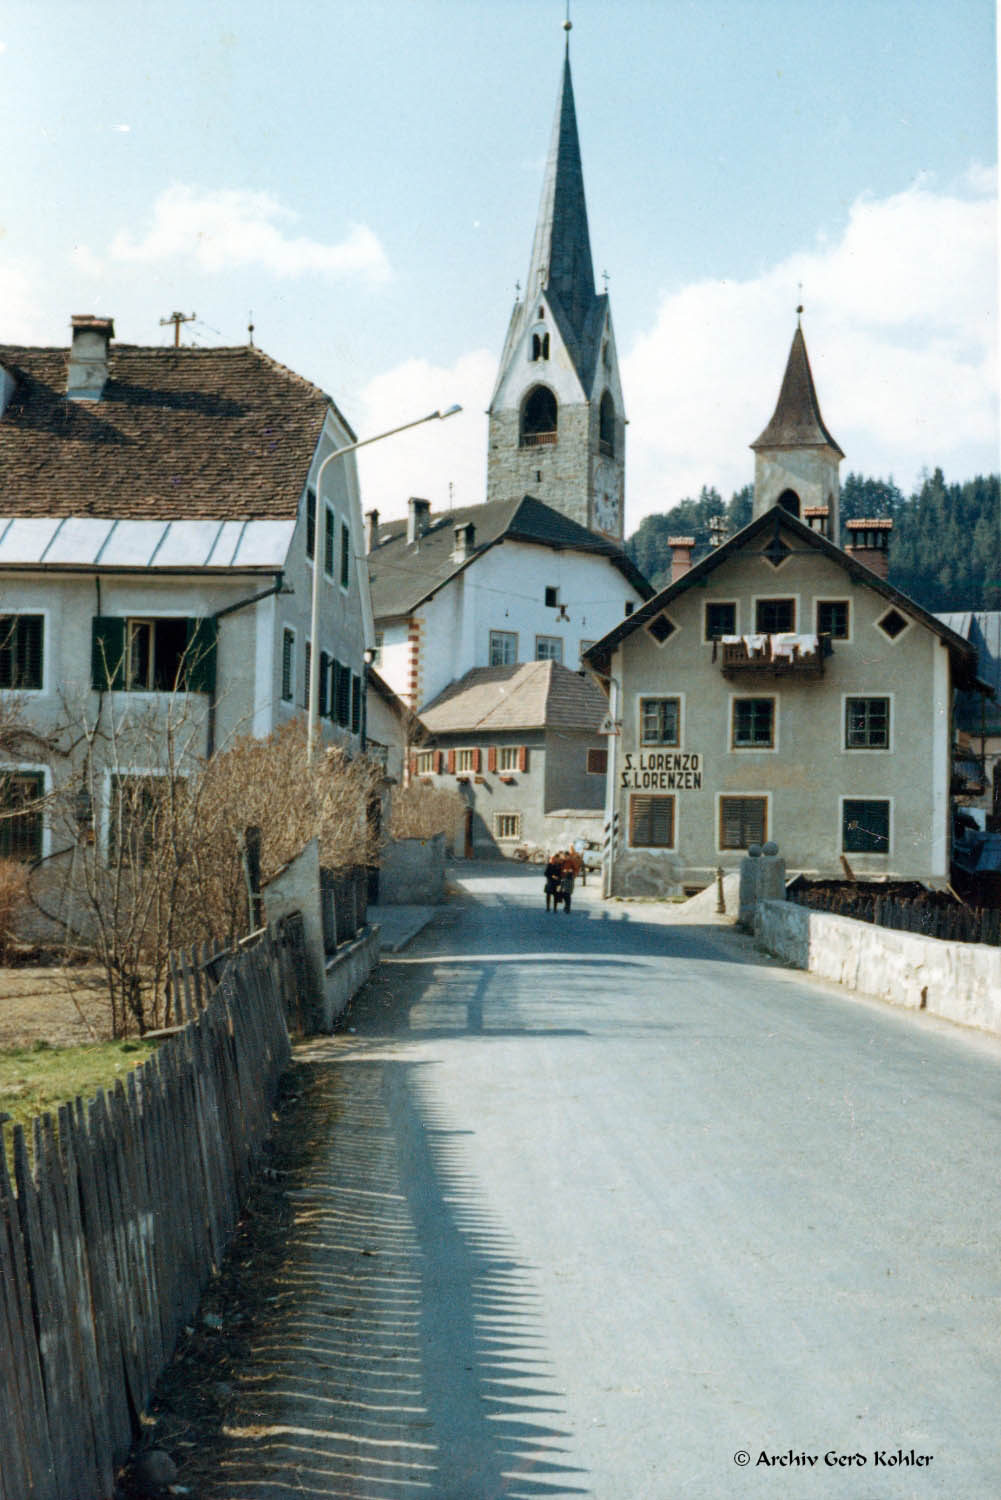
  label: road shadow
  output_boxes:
[189,1047,588,1500]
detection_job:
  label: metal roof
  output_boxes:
[0,515,295,570]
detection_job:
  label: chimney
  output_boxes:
[845,518,893,579]
[452,521,475,562]
[67,315,114,401]
[365,508,380,553]
[407,497,432,546]
[668,536,696,583]
[804,505,830,538]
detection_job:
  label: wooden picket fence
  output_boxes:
[0,921,303,1500]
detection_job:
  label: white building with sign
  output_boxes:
[585,323,980,897]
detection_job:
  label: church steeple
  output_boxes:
[751,316,844,539]
[525,53,596,353]
[486,39,625,540]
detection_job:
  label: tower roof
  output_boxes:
[751,323,844,456]
[526,54,597,341]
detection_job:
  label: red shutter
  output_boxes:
[434,750,443,774]
[472,747,481,773]
[518,745,528,772]
[487,745,497,773]
[408,755,417,779]
[447,748,456,774]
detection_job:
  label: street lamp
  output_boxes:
[306,404,462,760]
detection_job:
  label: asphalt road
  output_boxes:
[200,864,1001,1500]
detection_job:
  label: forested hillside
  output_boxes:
[625,471,1000,611]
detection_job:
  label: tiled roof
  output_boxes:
[0,343,342,521]
[367,493,651,619]
[421,660,607,735]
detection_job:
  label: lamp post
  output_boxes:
[306,404,462,761]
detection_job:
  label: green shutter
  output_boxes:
[184,617,218,693]
[91,617,127,690]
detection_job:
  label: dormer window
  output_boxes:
[531,331,550,361]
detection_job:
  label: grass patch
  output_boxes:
[0,1037,160,1171]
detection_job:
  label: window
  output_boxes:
[0,615,44,690]
[536,636,563,663]
[281,628,295,702]
[544,586,559,608]
[373,631,383,667]
[755,598,795,633]
[530,332,550,361]
[318,651,330,717]
[324,505,335,577]
[0,770,44,860]
[843,799,890,853]
[647,613,676,644]
[497,745,521,772]
[624,601,634,617]
[340,522,351,590]
[630,795,675,847]
[640,697,680,746]
[877,608,908,640]
[92,617,216,693]
[579,640,595,662]
[495,813,522,840]
[489,630,517,666]
[732,698,775,748]
[845,697,890,749]
[705,603,736,641]
[520,385,557,446]
[415,750,435,775]
[817,600,850,639]
[599,391,615,456]
[720,796,767,850]
[777,489,801,518]
[456,748,477,773]
[306,489,316,561]
[336,660,351,727]
[587,747,608,775]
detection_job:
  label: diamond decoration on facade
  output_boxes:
[647,613,676,644]
[876,608,908,640]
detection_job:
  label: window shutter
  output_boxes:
[434,750,443,774]
[91,617,127,690]
[487,745,497,773]
[182,618,217,693]
[318,652,330,717]
[472,747,481,773]
[351,674,361,734]
[329,659,340,719]
[518,745,528,772]
[408,755,417,778]
[447,748,455,774]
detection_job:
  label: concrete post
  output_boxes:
[758,840,787,904]
[738,843,763,930]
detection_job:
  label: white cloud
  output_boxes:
[354,351,496,519]
[621,173,998,526]
[110,184,391,281]
[0,258,48,342]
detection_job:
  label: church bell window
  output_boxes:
[520,385,558,447]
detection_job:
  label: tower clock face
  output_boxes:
[594,489,621,534]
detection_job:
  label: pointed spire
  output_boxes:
[752,321,844,456]
[525,52,596,342]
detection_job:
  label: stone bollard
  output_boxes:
[758,840,787,905]
[738,843,762,929]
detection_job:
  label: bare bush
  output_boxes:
[0,858,30,962]
[390,783,466,842]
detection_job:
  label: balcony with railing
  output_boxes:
[717,632,833,679]
[520,430,558,448]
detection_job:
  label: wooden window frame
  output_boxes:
[489,629,518,666]
[639,696,681,747]
[495,812,522,841]
[629,794,675,849]
[731,696,776,750]
[844,695,891,751]
[535,635,563,664]
[0,767,46,860]
[841,797,892,855]
[816,598,851,641]
[704,601,737,642]
[0,613,45,693]
[718,794,768,851]
[754,596,797,634]
[586,747,608,775]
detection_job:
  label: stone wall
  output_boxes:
[378,832,445,904]
[755,899,1001,1036]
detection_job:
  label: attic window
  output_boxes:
[877,608,909,640]
[531,332,550,361]
[545,586,559,608]
[763,535,791,568]
[537,307,544,319]
[647,613,676,645]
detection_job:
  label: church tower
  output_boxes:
[751,316,844,541]
[486,33,625,541]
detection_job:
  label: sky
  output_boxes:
[0,0,997,534]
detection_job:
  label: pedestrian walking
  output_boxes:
[544,852,564,911]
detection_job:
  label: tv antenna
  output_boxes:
[159,311,196,347]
